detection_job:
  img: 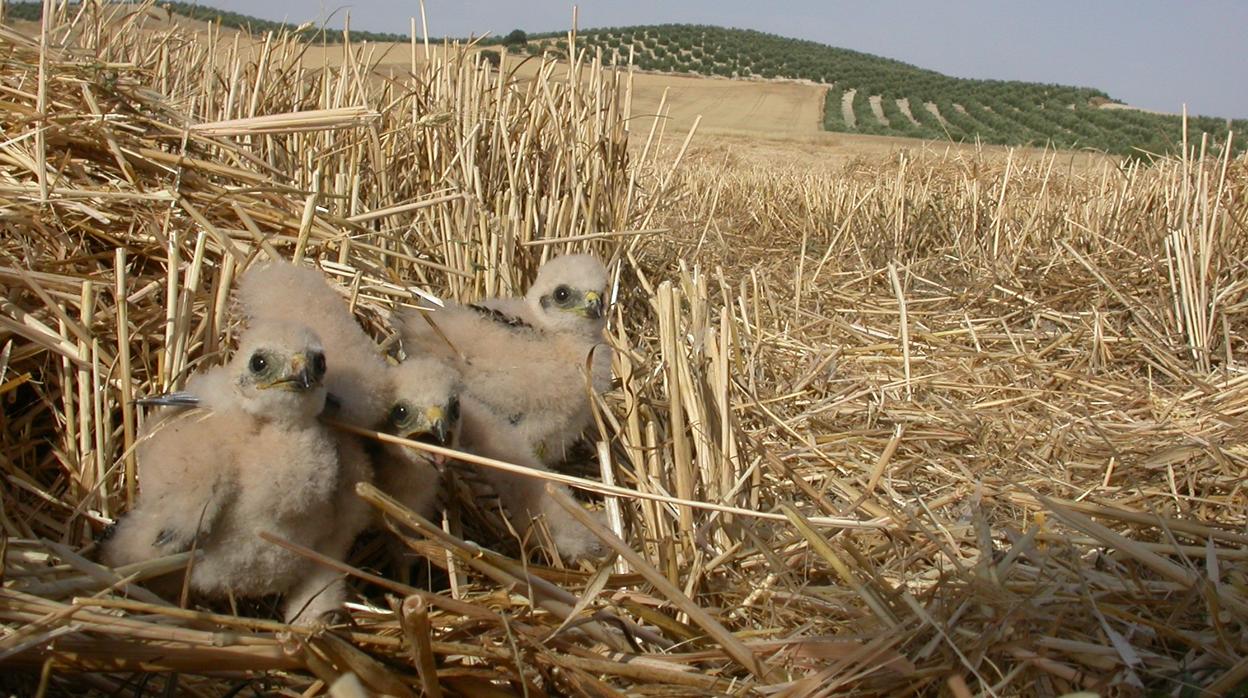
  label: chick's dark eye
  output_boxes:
[447,396,461,422]
[312,353,327,377]
[249,353,268,374]
[553,285,571,303]
[389,403,409,426]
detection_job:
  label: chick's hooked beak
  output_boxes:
[403,405,454,447]
[581,290,605,319]
[268,352,316,391]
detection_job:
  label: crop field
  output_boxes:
[15,2,1240,158]
[529,24,1248,157]
[1,4,1247,697]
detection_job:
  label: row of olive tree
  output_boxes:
[500,22,1247,156]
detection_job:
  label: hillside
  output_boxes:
[5,4,1244,156]
[517,24,1247,157]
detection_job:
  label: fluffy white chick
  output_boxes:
[377,355,603,560]
[475,254,610,340]
[456,395,605,560]
[373,356,462,522]
[162,262,460,556]
[237,261,391,429]
[237,261,405,578]
[102,321,373,624]
[395,254,613,465]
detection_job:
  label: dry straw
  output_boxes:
[1,2,1247,695]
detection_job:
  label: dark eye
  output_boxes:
[312,353,327,377]
[553,285,571,303]
[249,353,268,374]
[389,403,409,426]
[447,396,461,422]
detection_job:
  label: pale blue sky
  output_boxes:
[195,1,1248,118]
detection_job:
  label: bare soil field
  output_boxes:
[624,71,825,136]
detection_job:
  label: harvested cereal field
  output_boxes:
[1,4,1247,697]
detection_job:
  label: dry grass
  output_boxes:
[2,3,1247,696]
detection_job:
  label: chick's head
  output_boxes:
[232,321,328,422]
[527,254,609,337]
[386,357,462,450]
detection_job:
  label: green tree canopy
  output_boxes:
[503,29,528,47]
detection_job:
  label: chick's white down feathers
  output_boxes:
[237,262,391,429]
[476,254,610,338]
[375,356,462,522]
[102,320,373,623]
[238,262,450,547]
[391,254,615,559]
[455,396,606,560]
[396,254,613,465]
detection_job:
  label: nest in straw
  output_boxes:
[3,4,1248,696]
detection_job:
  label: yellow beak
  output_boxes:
[582,290,604,319]
[403,405,453,446]
[261,352,315,391]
